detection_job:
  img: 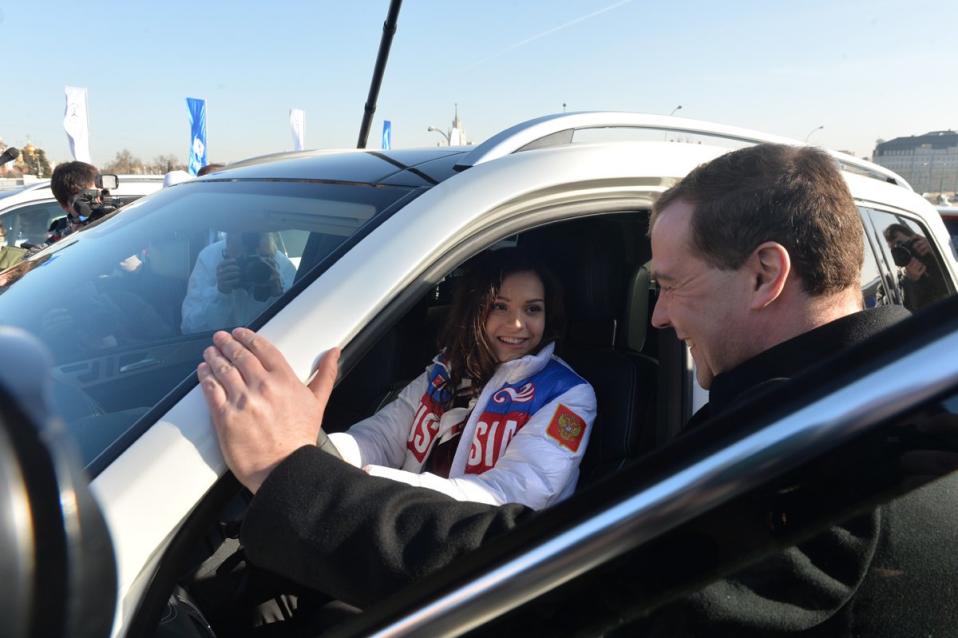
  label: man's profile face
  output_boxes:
[649,199,756,389]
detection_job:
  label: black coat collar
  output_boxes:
[701,305,911,423]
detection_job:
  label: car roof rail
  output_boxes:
[455,112,912,191]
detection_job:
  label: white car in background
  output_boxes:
[0,175,163,248]
[0,113,956,637]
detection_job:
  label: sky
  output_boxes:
[2,0,957,165]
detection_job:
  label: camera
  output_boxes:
[234,233,278,301]
[890,237,922,268]
[72,174,122,224]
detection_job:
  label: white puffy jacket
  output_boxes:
[329,342,596,509]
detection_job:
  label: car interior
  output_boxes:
[323,211,665,489]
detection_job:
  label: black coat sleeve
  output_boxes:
[240,445,532,607]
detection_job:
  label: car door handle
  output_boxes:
[119,357,159,374]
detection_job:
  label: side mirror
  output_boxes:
[96,174,119,191]
[0,327,116,638]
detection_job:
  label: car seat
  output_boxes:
[521,217,658,490]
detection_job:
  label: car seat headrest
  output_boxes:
[623,262,652,352]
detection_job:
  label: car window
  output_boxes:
[866,209,953,313]
[942,216,958,260]
[860,221,890,308]
[0,180,413,467]
[1,201,65,247]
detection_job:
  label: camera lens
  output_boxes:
[891,242,913,267]
[243,256,274,286]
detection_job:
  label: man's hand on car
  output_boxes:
[198,327,340,493]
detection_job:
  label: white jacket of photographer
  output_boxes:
[180,239,296,334]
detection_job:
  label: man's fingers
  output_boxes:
[231,327,289,373]
[307,347,341,415]
[197,362,228,414]
[203,343,246,401]
[213,330,268,384]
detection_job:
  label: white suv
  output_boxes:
[0,113,955,637]
[0,175,163,249]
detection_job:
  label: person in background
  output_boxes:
[882,222,949,312]
[181,231,295,334]
[50,161,100,239]
[0,224,28,270]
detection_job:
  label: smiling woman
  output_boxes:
[316,247,597,509]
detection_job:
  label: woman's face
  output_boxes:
[483,270,546,363]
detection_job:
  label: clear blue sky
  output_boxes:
[2,0,956,164]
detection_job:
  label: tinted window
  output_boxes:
[0,180,412,466]
[943,216,958,260]
[866,209,952,312]
[1,201,65,247]
[860,221,890,308]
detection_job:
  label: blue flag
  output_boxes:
[381,120,392,150]
[186,97,208,176]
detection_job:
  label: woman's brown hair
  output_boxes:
[437,247,565,404]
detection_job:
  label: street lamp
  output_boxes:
[805,125,824,143]
[427,126,450,146]
[669,105,682,116]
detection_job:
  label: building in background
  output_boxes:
[427,104,470,147]
[873,131,958,195]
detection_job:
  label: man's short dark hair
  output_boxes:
[651,144,863,296]
[51,161,98,208]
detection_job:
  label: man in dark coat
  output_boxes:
[197,143,935,635]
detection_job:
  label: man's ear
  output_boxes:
[746,241,790,310]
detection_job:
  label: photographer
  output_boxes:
[49,161,120,242]
[181,232,296,334]
[883,223,949,312]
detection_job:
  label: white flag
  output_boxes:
[290,108,305,151]
[63,86,91,163]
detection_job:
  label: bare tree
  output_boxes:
[103,149,146,174]
[149,154,186,174]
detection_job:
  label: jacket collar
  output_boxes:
[707,305,911,419]
[494,340,556,385]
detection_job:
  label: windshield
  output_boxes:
[0,179,412,468]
